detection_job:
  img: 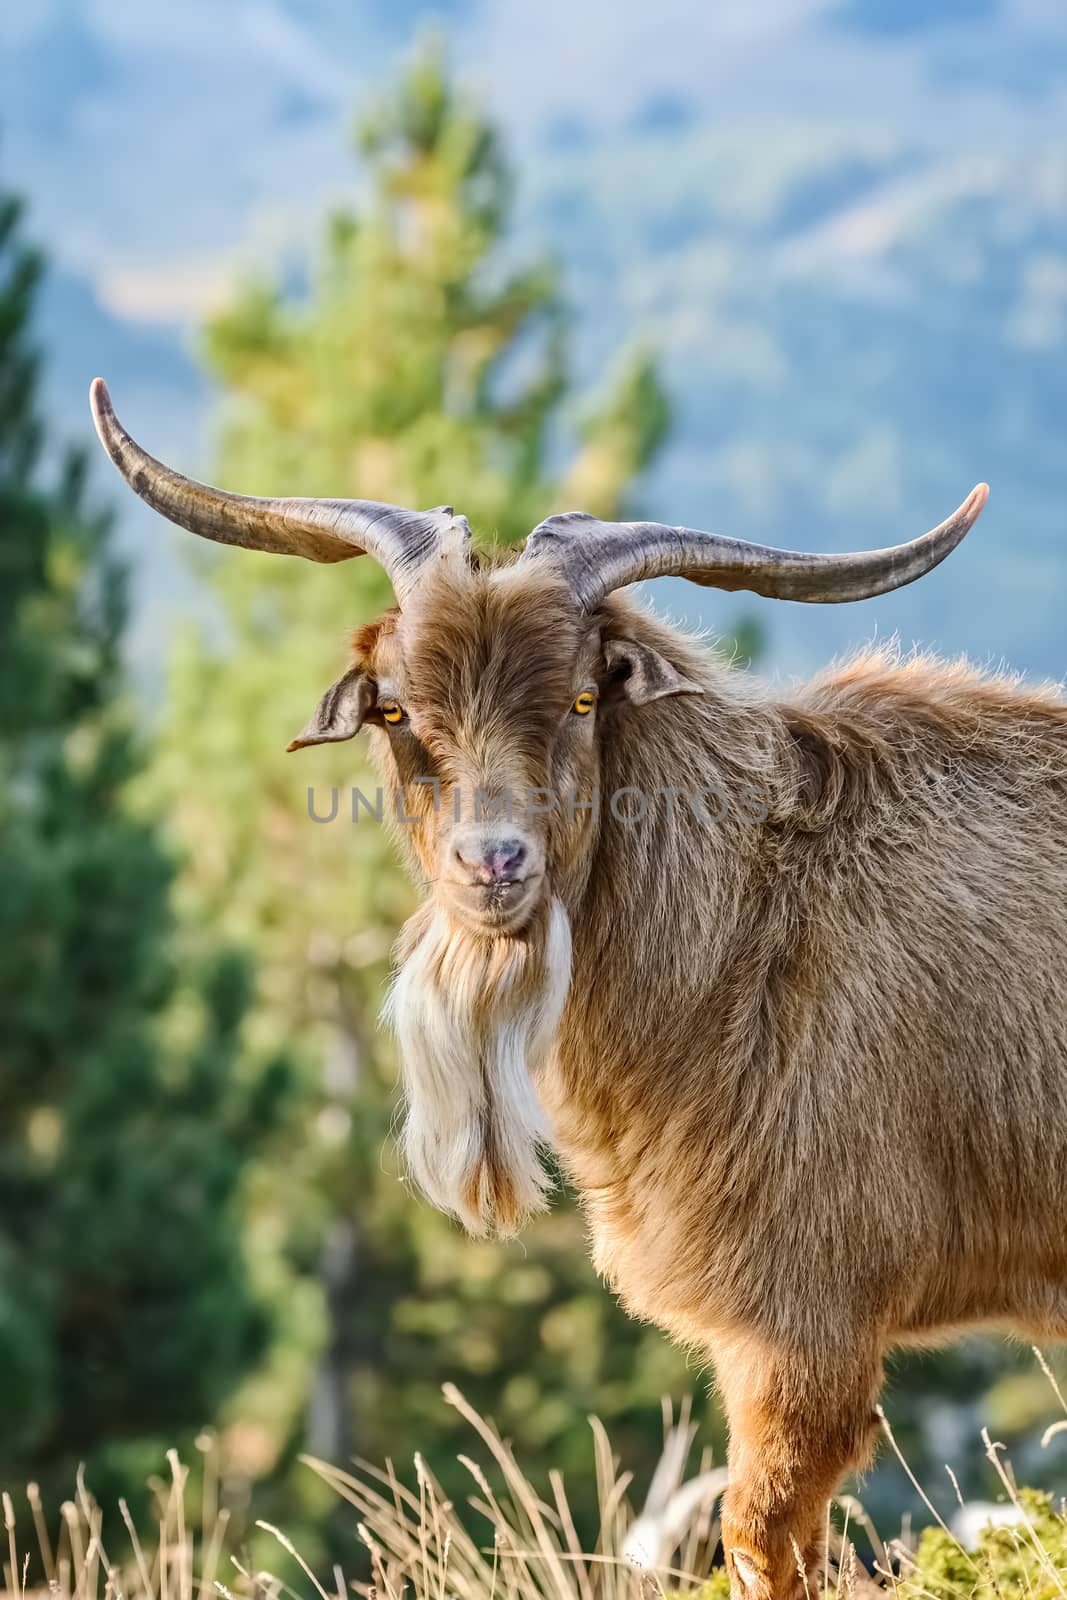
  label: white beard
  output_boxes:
[384,896,572,1236]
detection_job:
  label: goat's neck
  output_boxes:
[547,682,773,1168]
[583,682,767,974]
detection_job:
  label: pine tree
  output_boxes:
[0,190,288,1508]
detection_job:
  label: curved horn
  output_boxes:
[521,484,988,611]
[89,378,469,603]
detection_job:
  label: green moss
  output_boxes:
[900,1491,1067,1600]
[681,1574,732,1600]
[672,1493,1067,1600]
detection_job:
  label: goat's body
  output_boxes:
[550,631,1067,1347]
[537,622,1067,1597]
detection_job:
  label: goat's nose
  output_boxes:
[451,835,529,884]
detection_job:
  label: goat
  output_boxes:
[92,376,1067,1600]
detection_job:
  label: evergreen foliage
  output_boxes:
[0,190,287,1506]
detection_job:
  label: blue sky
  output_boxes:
[6,0,1063,307]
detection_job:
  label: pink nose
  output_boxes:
[451,836,529,885]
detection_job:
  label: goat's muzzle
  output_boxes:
[442,824,546,934]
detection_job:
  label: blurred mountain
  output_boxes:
[2,0,1064,683]
[521,124,1067,676]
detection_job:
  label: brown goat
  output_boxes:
[91,377,1067,1600]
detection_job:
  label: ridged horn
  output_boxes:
[521,484,988,611]
[89,378,469,604]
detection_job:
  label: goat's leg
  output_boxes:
[714,1337,883,1600]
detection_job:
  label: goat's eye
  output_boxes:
[379,700,405,725]
[572,691,596,717]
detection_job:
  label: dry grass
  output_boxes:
[301,1384,724,1600]
[4,1353,1067,1600]
[0,1441,240,1600]
[0,1390,722,1600]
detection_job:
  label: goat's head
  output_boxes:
[297,556,718,938]
[90,377,989,1232]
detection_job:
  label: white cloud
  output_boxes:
[779,153,1006,270]
[95,261,236,324]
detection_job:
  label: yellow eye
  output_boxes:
[380,700,405,725]
[572,691,596,717]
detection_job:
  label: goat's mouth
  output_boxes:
[441,874,545,935]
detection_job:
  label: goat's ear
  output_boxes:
[286,668,376,752]
[604,638,703,706]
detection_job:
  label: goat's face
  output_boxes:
[293,556,705,936]
[352,562,599,934]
